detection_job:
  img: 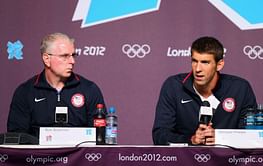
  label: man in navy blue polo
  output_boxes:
[7,32,105,138]
[152,36,257,145]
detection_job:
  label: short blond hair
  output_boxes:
[40,32,74,54]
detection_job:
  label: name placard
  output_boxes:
[39,127,96,146]
[215,129,263,148]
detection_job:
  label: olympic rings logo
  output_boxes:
[0,154,8,162]
[243,45,263,60]
[122,44,151,58]
[85,153,102,161]
[194,154,211,162]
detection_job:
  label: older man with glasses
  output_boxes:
[7,32,106,138]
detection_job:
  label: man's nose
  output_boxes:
[195,63,202,72]
[68,55,75,64]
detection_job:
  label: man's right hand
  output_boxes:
[191,123,214,145]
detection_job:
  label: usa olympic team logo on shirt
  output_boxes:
[71,93,85,108]
[222,98,235,112]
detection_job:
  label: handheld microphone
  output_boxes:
[199,101,213,144]
[199,101,212,125]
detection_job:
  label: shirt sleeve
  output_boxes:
[7,84,32,134]
[152,78,192,145]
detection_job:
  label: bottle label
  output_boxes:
[255,113,263,126]
[106,126,117,137]
[94,119,106,127]
[246,115,254,124]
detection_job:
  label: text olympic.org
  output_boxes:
[229,155,263,165]
[26,155,68,165]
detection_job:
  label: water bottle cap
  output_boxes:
[109,107,116,113]
[247,107,255,111]
[258,104,263,110]
[96,104,104,109]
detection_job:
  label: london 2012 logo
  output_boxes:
[209,0,263,30]
[7,40,24,60]
[72,0,161,28]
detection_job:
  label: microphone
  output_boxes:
[55,106,68,125]
[199,101,212,125]
[199,101,213,144]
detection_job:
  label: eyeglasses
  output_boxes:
[46,52,79,61]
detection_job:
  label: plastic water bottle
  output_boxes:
[255,104,263,129]
[245,108,255,129]
[93,104,106,145]
[105,106,118,145]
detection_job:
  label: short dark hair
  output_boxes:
[191,36,224,62]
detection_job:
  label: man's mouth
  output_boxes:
[195,75,204,81]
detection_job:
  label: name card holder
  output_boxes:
[215,129,263,148]
[39,127,96,146]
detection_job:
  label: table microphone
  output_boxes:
[55,106,68,126]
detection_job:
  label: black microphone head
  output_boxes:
[199,103,213,125]
[55,106,68,124]
[202,101,210,107]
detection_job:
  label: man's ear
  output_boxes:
[216,59,224,71]
[42,53,51,67]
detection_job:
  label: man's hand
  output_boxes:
[203,124,215,145]
[191,123,215,145]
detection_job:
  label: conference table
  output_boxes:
[1,144,263,166]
